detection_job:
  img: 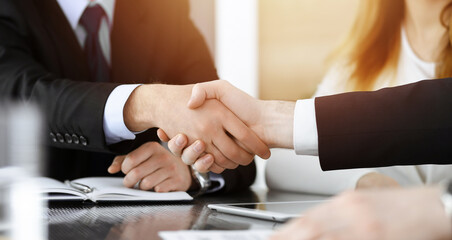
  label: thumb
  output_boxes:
[187,83,208,109]
[187,80,228,109]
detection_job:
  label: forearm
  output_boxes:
[315,79,452,170]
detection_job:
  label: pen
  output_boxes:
[64,180,93,193]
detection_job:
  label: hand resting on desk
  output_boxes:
[108,142,196,192]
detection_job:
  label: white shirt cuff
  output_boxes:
[293,99,319,155]
[103,84,141,145]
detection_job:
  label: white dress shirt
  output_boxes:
[57,0,226,192]
[57,0,139,145]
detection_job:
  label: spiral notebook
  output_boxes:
[36,177,193,202]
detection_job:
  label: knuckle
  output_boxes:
[235,129,249,143]
[210,166,224,174]
[168,143,180,156]
[181,153,195,165]
[226,149,241,163]
[123,178,133,188]
[140,178,154,190]
[214,156,228,167]
[155,185,168,193]
[128,168,141,180]
[125,155,138,167]
[147,141,160,149]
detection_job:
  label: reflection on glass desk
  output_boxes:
[46,189,329,240]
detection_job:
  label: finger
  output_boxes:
[187,83,209,109]
[154,178,183,193]
[139,168,170,191]
[157,129,170,142]
[108,155,125,174]
[212,131,253,167]
[223,112,271,159]
[208,162,225,174]
[205,142,239,169]
[123,157,161,188]
[179,140,206,165]
[193,154,214,173]
[121,142,159,174]
[168,134,189,158]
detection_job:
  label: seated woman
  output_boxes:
[266,0,452,195]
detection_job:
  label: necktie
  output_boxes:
[80,5,110,82]
[79,5,114,177]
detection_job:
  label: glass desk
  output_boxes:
[46,188,329,240]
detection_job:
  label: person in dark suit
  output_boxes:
[0,0,269,193]
[164,79,452,170]
[159,79,452,240]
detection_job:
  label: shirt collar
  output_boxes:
[57,0,116,30]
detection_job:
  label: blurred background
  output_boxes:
[189,0,359,187]
[190,0,359,100]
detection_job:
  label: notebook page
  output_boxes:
[35,177,87,200]
[72,177,193,202]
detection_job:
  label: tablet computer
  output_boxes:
[208,200,326,222]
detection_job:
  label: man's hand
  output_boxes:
[270,187,452,240]
[108,142,194,192]
[157,80,295,172]
[123,84,270,173]
[157,132,215,172]
[188,80,295,148]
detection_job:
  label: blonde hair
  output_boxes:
[333,0,452,91]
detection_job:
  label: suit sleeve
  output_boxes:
[0,0,119,153]
[315,78,452,170]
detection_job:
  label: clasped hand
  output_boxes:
[158,80,295,172]
[110,83,271,190]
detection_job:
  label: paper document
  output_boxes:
[36,177,193,202]
[158,230,274,240]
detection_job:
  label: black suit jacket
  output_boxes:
[0,0,255,192]
[315,78,452,170]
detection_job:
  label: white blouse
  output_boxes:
[266,29,452,195]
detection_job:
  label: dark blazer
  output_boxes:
[0,0,255,192]
[315,78,452,171]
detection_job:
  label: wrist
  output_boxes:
[259,100,295,149]
[124,85,159,132]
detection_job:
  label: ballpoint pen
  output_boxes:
[64,180,93,193]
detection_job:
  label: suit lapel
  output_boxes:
[34,0,90,81]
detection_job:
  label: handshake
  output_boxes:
[121,80,296,174]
